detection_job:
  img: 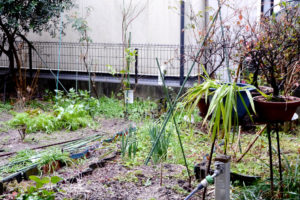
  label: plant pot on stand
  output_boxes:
[253,96,300,122]
[253,95,300,198]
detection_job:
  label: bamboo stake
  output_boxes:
[156,59,191,186]
[236,125,267,162]
[145,5,222,166]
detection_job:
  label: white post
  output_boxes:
[158,64,167,85]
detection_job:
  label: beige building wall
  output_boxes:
[28,0,184,44]
[28,0,262,44]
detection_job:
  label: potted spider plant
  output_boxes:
[244,4,300,122]
[182,68,256,150]
[182,67,256,118]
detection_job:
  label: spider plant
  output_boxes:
[203,83,256,151]
[182,68,257,152]
[182,78,219,117]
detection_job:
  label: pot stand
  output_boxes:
[266,123,283,199]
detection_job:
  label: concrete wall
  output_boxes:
[37,78,184,100]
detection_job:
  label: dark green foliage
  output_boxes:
[233,156,300,200]
[0,0,73,34]
[16,175,62,200]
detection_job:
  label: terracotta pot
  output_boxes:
[41,161,61,174]
[254,96,300,122]
[197,98,210,117]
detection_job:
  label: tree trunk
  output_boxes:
[8,49,16,83]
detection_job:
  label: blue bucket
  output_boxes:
[210,83,255,118]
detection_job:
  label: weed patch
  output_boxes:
[8,89,98,133]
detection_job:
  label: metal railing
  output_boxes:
[0,42,204,79]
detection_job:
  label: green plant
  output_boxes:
[121,127,138,159]
[182,67,257,151]
[122,47,137,90]
[54,103,93,131]
[0,102,13,112]
[0,150,35,175]
[97,96,156,121]
[38,148,72,172]
[232,155,300,200]
[204,83,256,150]
[9,112,59,133]
[55,88,100,116]
[181,76,219,117]
[148,124,172,164]
[9,89,99,133]
[16,175,62,200]
[115,171,139,183]
[97,96,124,118]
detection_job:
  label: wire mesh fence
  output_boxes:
[0,42,200,75]
[0,42,228,82]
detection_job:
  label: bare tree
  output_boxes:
[120,0,147,90]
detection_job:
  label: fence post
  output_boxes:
[29,45,33,80]
[180,0,185,85]
[135,48,138,85]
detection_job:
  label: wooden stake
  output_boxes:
[160,162,163,186]
[236,125,267,162]
[234,126,242,154]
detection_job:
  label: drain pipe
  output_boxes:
[184,155,230,200]
[179,0,185,85]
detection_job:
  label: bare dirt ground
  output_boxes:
[0,110,215,200]
[57,156,190,200]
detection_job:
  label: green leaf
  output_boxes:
[36,182,44,189]
[29,175,41,183]
[40,177,50,184]
[51,176,62,184]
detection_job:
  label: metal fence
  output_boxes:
[0,42,204,79]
